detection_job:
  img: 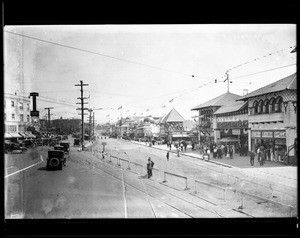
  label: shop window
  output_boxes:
[11,101,14,107]
[253,101,258,114]
[27,103,30,111]
[19,102,23,110]
[12,113,15,120]
[20,114,24,122]
[27,115,30,122]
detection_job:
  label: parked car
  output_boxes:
[46,150,65,170]
[53,146,66,166]
[60,141,70,154]
[73,138,80,147]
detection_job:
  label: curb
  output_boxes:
[130,140,235,168]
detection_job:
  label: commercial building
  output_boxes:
[237,73,297,164]
[191,92,242,144]
[4,92,33,140]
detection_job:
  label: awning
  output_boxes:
[218,137,240,142]
[9,132,22,138]
[25,132,36,138]
[19,132,28,138]
[4,133,13,138]
[172,135,190,138]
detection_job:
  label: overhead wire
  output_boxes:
[5,30,209,80]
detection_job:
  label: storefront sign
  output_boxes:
[217,120,248,129]
[262,131,273,138]
[232,129,241,135]
[251,131,261,138]
[274,131,286,138]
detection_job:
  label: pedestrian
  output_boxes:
[260,148,266,166]
[102,150,105,159]
[206,148,210,161]
[257,146,262,166]
[147,157,154,178]
[249,150,255,166]
[169,142,172,150]
[213,146,217,158]
[177,147,180,157]
[180,141,184,151]
[217,147,222,159]
[229,146,233,159]
[224,145,228,157]
[191,141,194,151]
[184,141,187,151]
[166,151,169,161]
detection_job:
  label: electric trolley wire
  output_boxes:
[5,30,209,80]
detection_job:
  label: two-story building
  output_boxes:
[237,73,297,165]
[191,92,242,144]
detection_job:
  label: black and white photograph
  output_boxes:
[3,23,297,231]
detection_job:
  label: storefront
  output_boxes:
[216,118,249,154]
[251,130,287,162]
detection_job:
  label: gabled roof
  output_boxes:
[237,73,297,101]
[191,92,241,110]
[160,108,185,123]
[214,101,247,115]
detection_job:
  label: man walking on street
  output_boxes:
[249,150,255,166]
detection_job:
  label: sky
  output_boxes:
[4,24,296,124]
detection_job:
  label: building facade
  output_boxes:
[237,73,297,164]
[4,93,31,140]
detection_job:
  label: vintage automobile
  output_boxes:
[46,150,65,170]
[60,141,70,154]
[73,138,80,147]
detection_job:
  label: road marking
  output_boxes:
[5,155,44,179]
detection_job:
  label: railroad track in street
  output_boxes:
[69,152,253,218]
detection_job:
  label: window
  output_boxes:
[257,100,263,114]
[253,101,258,114]
[20,114,24,122]
[27,115,30,122]
[263,99,269,113]
[27,103,30,111]
[19,102,23,110]
[12,113,15,120]
[275,97,283,112]
[11,101,14,107]
[269,98,275,113]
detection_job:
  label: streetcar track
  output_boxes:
[69,154,247,218]
[69,155,194,218]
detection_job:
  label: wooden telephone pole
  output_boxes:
[75,81,89,151]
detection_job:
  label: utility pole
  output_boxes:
[93,112,95,138]
[75,81,89,151]
[88,109,93,142]
[44,107,54,134]
[223,71,232,93]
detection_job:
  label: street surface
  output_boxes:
[5,134,297,218]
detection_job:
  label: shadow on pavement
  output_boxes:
[138,175,148,179]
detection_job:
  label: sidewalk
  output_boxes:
[130,140,297,187]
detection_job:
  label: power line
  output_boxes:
[5,30,209,79]
[230,63,296,80]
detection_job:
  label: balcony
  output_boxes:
[249,112,284,123]
[199,121,212,128]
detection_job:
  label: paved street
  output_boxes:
[5,136,297,219]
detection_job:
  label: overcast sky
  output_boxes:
[4,24,296,124]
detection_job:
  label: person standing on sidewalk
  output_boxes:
[177,146,180,157]
[166,151,169,161]
[249,150,255,166]
[206,148,210,161]
[229,146,233,159]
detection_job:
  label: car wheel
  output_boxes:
[49,157,60,168]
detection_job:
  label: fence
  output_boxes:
[194,179,227,202]
[162,171,189,190]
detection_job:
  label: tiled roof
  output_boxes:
[237,73,297,101]
[161,108,185,123]
[191,92,241,110]
[214,101,247,115]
